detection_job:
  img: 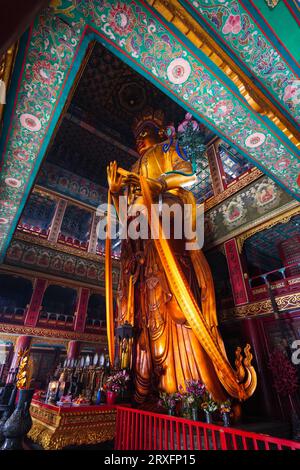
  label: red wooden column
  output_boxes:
[24,278,48,327]
[67,341,81,360]
[6,335,32,384]
[224,238,249,306]
[74,288,90,332]
[242,317,279,418]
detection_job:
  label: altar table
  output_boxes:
[28,399,117,450]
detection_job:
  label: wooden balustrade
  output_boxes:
[249,262,300,300]
[0,306,26,323]
[38,311,75,329]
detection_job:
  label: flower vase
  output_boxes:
[106,391,118,405]
[95,389,102,405]
[168,407,176,416]
[204,410,213,424]
[1,388,35,450]
[191,407,199,421]
[222,412,231,427]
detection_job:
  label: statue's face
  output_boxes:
[136,124,165,156]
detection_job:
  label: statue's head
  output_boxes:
[133,108,166,156]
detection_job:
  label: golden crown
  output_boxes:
[132,107,165,137]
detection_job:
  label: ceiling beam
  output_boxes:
[148,0,300,148]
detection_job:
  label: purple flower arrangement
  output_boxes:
[157,380,231,425]
[104,369,130,393]
[158,392,179,410]
[176,380,207,408]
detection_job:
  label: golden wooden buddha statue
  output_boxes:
[106,108,257,404]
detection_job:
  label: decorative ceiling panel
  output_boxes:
[183,0,300,126]
[46,118,137,186]
[71,42,193,148]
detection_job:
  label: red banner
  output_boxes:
[24,279,47,327]
[224,239,248,306]
[74,288,90,332]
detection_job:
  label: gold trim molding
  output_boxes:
[28,402,116,450]
[0,333,18,345]
[221,292,300,321]
[0,333,69,348]
[147,0,300,148]
[0,323,106,344]
[236,204,300,252]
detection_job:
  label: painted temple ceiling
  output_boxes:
[45,42,210,187]
[183,0,300,127]
[0,0,299,261]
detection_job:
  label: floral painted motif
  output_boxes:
[32,60,57,85]
[5,178,22,188]
[20,113,42,132]
[245,132,266,149]
[108,2,137,36]
[0,1,299,258]
[13,149,30,162]
[222,14,242,35]
[189,0,300,124]
[274,157,291,171]
[283,81,300,106]
[167,58,192,85]
[212,100,233,118]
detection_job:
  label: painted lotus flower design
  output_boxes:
[213,100,233,118]
[19,113,41,132]
[108,3,136,36]
[222,15,242,35]
[283,82,300,105]
[32,60,57,84]
[245,132,266,148]
[167,58,192,85]
[274,157,291,171]
[13,149,30,162]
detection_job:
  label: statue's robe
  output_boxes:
[116,141,227,402]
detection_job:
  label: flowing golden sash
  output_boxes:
[139,175,257,400]
[105,189,115,366]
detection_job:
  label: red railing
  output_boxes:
[115,406,300,451]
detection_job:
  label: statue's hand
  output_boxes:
[122,172,140,189]
[123,173,165,196]
[107,161,124,195]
